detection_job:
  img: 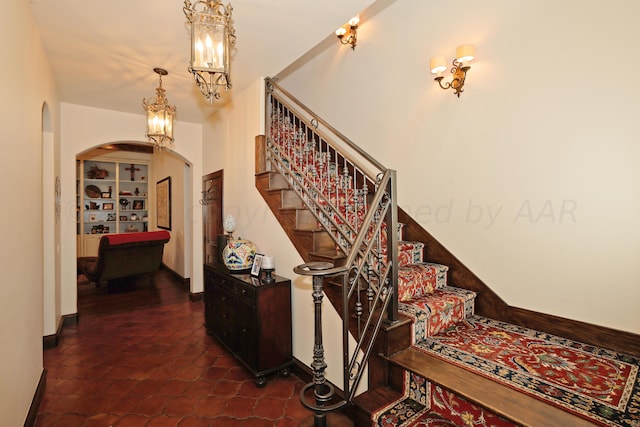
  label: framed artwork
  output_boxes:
[251,253,264,277]
[119,215,128,221]
[132,199,144,210]
[102,202,114,210]
[156,176,171,230]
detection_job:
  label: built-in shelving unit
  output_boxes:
[77,156,151,256]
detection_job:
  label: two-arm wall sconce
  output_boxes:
[336,15,360,49]
[430,44,475,97]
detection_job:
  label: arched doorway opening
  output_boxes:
[74,142,194,312]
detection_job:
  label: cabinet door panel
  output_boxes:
[236,299,257,369]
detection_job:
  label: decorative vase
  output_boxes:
[222,239,257,272]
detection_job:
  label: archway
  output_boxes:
[74,142,194,305]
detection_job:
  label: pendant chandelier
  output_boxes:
[142,68,176,150]
[183,0,236,104]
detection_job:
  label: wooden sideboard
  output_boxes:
[203,263,293,387]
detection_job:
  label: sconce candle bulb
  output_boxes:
[430,44,476,97]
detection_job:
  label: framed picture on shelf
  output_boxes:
[251,253,264,277]
[102,202,114,210]
[156,176,171,230]
[101,192,111,198]
[132,199,144,210]
[119,215,128,221]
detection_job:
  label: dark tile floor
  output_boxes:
[36,271,311,426]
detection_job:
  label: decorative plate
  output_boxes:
[85,184,101,198]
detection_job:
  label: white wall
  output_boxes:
[60,103,204,316]
[0,0,59,424]
[203,79,353,387]
[152,151,189,277]
[277,0,640,333]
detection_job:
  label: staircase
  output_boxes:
[256,79,638,427]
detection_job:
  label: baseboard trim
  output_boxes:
[42,313,78,350]
[23,368,46,427]
[509,306,640,357]
[161,263,190,290]
[291,357,312,384]
[189,291,203,302]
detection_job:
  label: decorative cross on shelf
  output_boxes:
[125,164,140,181]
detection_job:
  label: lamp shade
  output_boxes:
[430,56,447,74]
[456,44,475,63]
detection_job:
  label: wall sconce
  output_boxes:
[430,44,475,97]
[336,15,360,49]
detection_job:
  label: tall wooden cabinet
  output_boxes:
[203,263,293,387]
[77,156,150,256]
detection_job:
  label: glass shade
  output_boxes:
[146,108,174,142]
[189,8,228,73]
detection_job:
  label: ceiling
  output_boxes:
[29,0,373,124]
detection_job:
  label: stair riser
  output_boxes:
[375,371,516,427]
[430,384,516,427]
[269,171,289,189]
[281,189,304,208]
[296,208,318,230]
[312,230,338,253]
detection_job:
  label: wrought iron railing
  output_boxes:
[264,78,399,420]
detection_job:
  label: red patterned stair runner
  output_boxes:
[372,372,515,427]
[371,224,503,426]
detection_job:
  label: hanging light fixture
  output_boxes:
[183,0,236,103]
[142,68,176,150]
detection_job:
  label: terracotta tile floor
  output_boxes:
[37,297,311,426]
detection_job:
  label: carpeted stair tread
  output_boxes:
[399,286,476,342]
[412,316,639,427]
[397,263,449,302]
[388,347,598,427]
